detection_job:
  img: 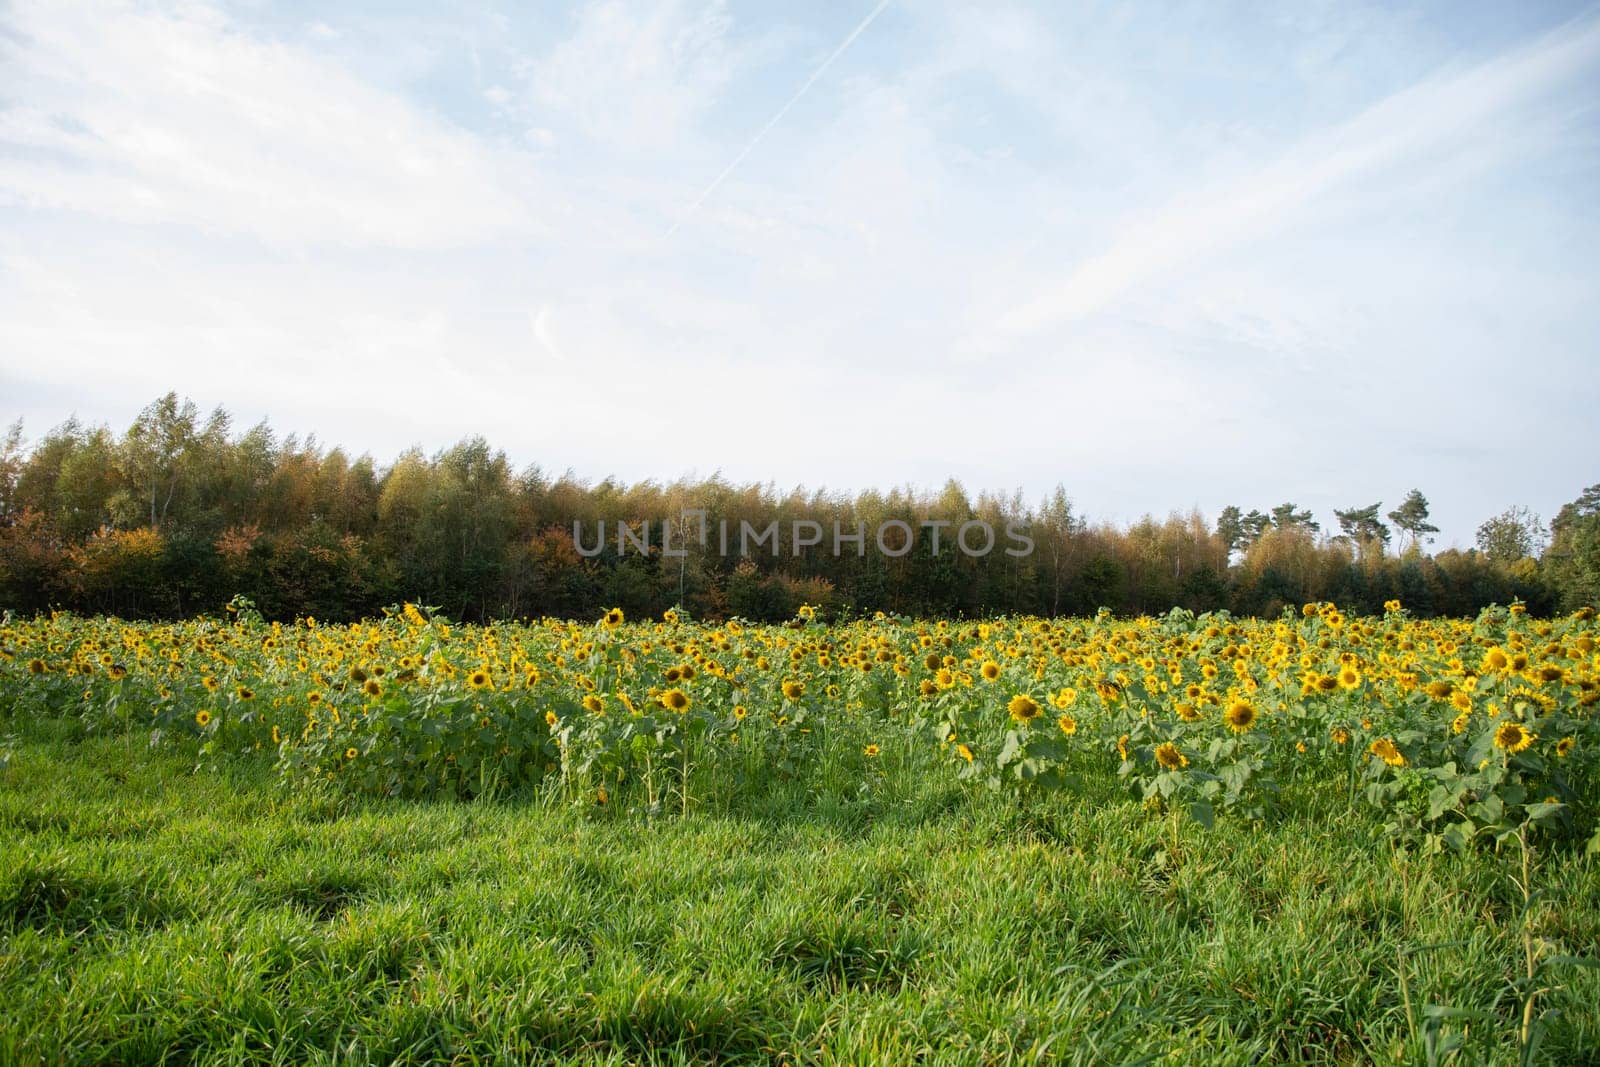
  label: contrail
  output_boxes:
[663,0,894,238]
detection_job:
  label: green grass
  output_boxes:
[2,716,1597,1065]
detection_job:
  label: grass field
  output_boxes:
[2,604,1598,1063]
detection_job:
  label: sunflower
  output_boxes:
[1451,710,1471,735]
[27,658,47,674]
[1424,680,1453,700]
[781,679,805,701]
[583,694,606,714]
[956,743,974,763]
[1224,699,1256,734]
[1315,674,1339,693]
[363,678,382,698]
[980,660,1001,681]
[467,668,492,690]
[194,708,213,728]
[1175,701,1202,722]
[1057,714,1078,736]
[345,747,358,760]
[202,675,220,692]
[1482,647,1510,673]
[1117,734,1131,761]
[1555,735,1575,758]
[545,710,558,727]
[1493,721,1535,754]
[1330,726,1351,745]
[660,688,690,712]
[863,744,881,757]
[733,704,749,720]
[1369,737,1405,767]
[1007,694,1042,723]
[1337,667,1360,690]
[603,608,625,628]
[935,668,956,689]
[1154,741,1187,770]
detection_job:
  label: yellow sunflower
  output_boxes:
[1224,699,1257,734]
[1369,737,1406,767]
[1493,721,1535,754]
[1007,694,1042,723]
[1154,741,1187,771]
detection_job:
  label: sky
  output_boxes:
[1,0,1597,548]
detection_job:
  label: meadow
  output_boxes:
[2,600,1598,1064]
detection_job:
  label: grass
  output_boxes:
[2,715,1598,1065]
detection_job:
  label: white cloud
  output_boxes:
[525,0,739,151]
[992,13,1600,340]
[0,1,540,249]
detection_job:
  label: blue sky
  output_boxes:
[1,0,1597,547]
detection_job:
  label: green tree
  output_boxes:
[1387,489,1439,552]
[1333,503,1390,560]
[1269,502,1319,533]
[1475,506,1546,563]
[1546,485,1600,611]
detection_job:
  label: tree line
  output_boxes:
[1,394,1595,622]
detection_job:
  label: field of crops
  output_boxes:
[3,601,1599,1063]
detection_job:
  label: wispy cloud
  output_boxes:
[993,12,1600,339]
[663,0,894,237]
[526,0,740,151]
[0,1,539,248]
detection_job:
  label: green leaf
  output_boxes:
[1523,801,1566,823]
[1188,801,1214,830]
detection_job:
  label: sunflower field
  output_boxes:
[3,600,1599,1062]
[7,599,1597,842]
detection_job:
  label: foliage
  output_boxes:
[2,396,1594,623]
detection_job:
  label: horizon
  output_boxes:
[8,390,1588,555]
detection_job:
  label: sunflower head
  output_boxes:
[1493,721,1535,754]
[1369,737,1406,767]
[1154,741,1188,771]
[1224,700,1256,733]
[603,608,625,628]
[980,660,1001,681]
[660,688,690,712]
[1007,694,1042,723]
